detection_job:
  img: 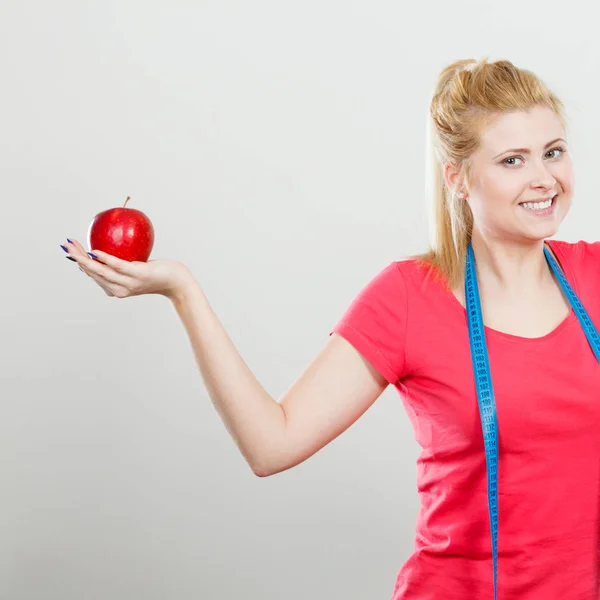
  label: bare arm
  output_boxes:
[171,275,389,477]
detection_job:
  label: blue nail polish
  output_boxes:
[65,256,77,262]
[88,252,98,259]
[67,238,73,244]
[60,244,68,253]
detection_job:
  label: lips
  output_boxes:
[519,194,557,205]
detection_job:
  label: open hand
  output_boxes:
[61,238,191,300]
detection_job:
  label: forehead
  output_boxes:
[478,106,565,153]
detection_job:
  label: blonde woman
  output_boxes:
[61,58,600,598]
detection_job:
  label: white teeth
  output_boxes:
[521,197,554,211]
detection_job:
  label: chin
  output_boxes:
[519,224,562,242]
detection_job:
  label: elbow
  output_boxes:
[248,437,293,478]
[251,461,275,478]
[250,453,289,477]
[251,456,297,478]
[247,452,276,477]
[252,466,272,478]
[248,442,282,478]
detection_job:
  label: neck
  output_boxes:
[470,230,552,293]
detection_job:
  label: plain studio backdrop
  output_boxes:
[1,1,599,598]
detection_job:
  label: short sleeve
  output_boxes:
[329,262,408,384]
[548,239,600,306]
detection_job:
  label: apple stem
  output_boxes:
[124,196,131,208]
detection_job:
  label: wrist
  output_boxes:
[168,265,202,304]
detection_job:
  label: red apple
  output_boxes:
[87,196,155,262]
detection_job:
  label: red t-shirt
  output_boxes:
[330,239,600,599]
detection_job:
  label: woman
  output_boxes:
[60,58,600,598]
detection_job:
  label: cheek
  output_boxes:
[480,170,521,199]
[467,198,504,227]
[554,157,574,191]
[560,169,574,194]
[477,180,521,215]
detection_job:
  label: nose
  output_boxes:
[529,159,557,190]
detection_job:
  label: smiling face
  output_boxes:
[447,105,574,244]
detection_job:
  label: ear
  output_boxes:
[443,161,463,195]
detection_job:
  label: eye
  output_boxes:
[546,146,567,159]
[502,146,567,167]
[503,156,523,166]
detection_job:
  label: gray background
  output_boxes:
[1,1,598,598]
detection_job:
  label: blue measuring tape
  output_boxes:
[465,241,600,599]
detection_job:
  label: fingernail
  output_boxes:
[60,244,69,253]
[88,252,98,259]
[67,238,74,244]
[65,256,77,262]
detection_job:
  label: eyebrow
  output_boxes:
[493,137,567,159]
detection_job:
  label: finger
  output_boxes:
[97,282,116,297]
[64,241,131,286]
[84,258,132,288]
[65,239,95,264]
[78,254,133,290]
[81,267,119,296]
[63,240,116,296]
[86,248,141,277]
[66,240,140,278]
[63,239,88,263]
[94,278,115,296]
[68,238,87,254]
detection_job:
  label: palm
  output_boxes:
[63,239,190,299]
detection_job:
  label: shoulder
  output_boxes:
[329,258,433,384]
[352,257,440,303]
[546,238,600,273]
[546,239,600,303]
[330,256,444,343]
[335,260,407,318]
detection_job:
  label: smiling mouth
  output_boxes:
[519,194,558,212]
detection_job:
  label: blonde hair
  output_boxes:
[411,57,567,290]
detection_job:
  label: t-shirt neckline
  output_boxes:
[445,240,578,344]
